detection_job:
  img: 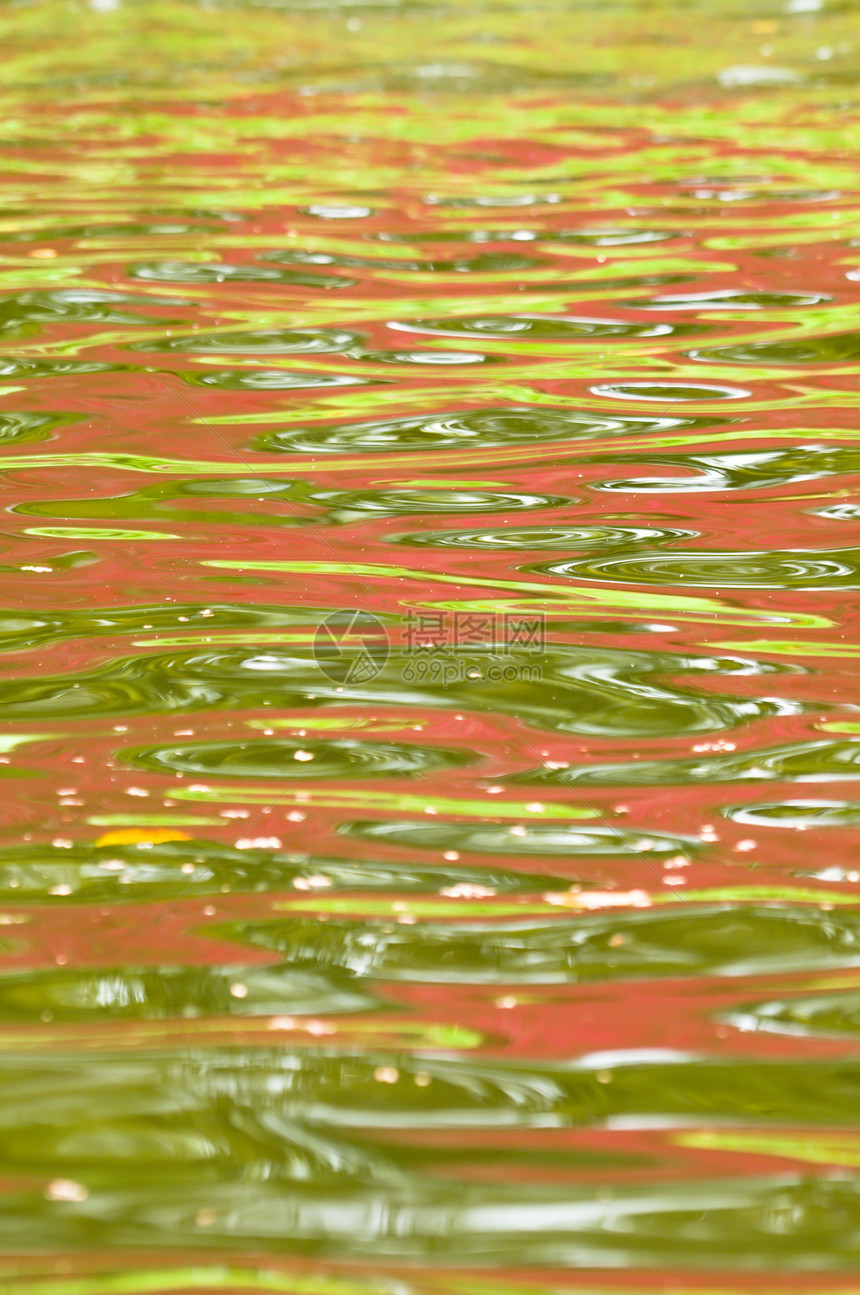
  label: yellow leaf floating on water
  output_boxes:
[543,889,652,910]
[94,828,192,847]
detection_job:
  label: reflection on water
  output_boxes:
[3,0,860,1290]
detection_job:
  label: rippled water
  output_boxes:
[3,0,860,1288]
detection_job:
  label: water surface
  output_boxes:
[1,0,860,1290]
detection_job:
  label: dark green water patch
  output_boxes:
[0,358,132,378]
[693,333,860,365]
[313,487,573,517]
[723,800,860,828]
[14,479,315,529]
[129,327,363,354]
[0,288,189,341]
[0,645,801,737]
[128,260,357,288]
[0,602,336,654]
[181,369,373,390]
[0,411,73,444]
[226,903,860,984]
[0,963,378,1023]
[535,548,860,589]
[513,740,860,788]
[630,289,830,310]
[4,1053,860,1261]
[725,992,860,1040]
[341,821,699,857]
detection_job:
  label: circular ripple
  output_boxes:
[129,260,356,288]
[256,408,681,455]
[315,487,571,515]
[129,327,363,354]
[352,350,495,365]
[595,446,856,495]
[630,289,829,310]
[512,741,860,788]
[262,248,541,274]
[0,839,300,904]
[591,381,750,401]
[125,738,474,779]
[547,227,676,246]
[536,550,860,589]
[342,821,698,856]
[398,524,698,550]
[302,203,376,218]
[387,315,675,340]
[722,800,860,828]
[182,369,368,391]
[691,334,860,364]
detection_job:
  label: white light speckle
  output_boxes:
[45,1179,88,1203]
